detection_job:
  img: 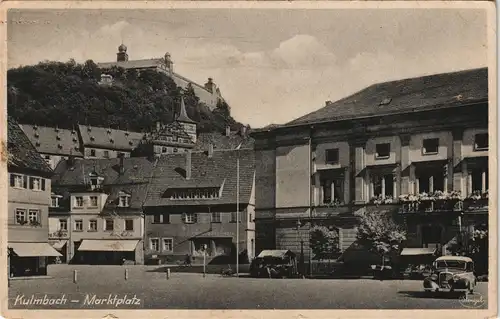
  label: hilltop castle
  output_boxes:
[97,44,224,110]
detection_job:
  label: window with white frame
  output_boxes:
[89,196,98,207]
[470,168,488,194]
[150,238,160,251]
[59,219,67,231]
[321,178,344,204]
[15,209,26,224]
[183,213,196,224]
[162,238,173,252]
[74,196,84,208]
[211,212,221,223]
[474,133,488,151]
[89,219,98,231]
[423,138,439,155]
[104,219,114,231]
[375,143,391,159]
[51,196,60,208]
[125,219,134,231]
[74,219,83,231]
[10,174,25,188]
[118,194,131,207]
[325,148,340,165]
[30,177,44,191]
[28,209,40,223]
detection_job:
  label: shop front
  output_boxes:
[8,242,62,277]
[75,239,140,265]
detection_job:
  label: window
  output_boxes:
[230,212,238,223]
[166,137,173,142]
[89,196,98,207]
[28,209,40,223]
[125,219,134,231]
[59,219,68,231]
[10,174,26,188]
[423,138,439,155]
[117,152,125,158]
[211,212,221,223]
[162,147,168,154]
[325,149,339,165]
[90,149,96,157]
[74,219,83,231]
[321,179,344,204]
[51,196,59,208]
[162,213,170,224]
[471,169,488,193]
[103,150,110,158]
[105,219,114,231]
[150,238,160,251]
[152,214,162,224]
[89,219,98,231]
[183,213,196,224]
[417,170,445,193]
[173,148,178,153]
[373,175,394,198]
[375,143,391,159]
[118,195,130,207]
[29,177,45,191]
[15,209,26,224]
[162,238,173,252]
[44,155,51,160]
[474,133,488,151]
[74,196,84,208]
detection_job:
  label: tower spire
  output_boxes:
[175,94,195,124]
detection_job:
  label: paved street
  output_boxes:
[8,265,488,309]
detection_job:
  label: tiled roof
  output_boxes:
[194,132,254,151]
[176,96,196,124]
[102,183,150,213]
[97,59,163,70]
[19,124,83,157]
[144,149,255,207]
[287,68,488,126]
[78,125,144,151]
[53,157,154,186]
[8,118,52,175]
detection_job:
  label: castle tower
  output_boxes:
[175,95,197,143]
[164,52,173,74]
[117,44,129,62]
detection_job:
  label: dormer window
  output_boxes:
[125,132,129,136]
[107,129,112,134]
[51,193,63,208]
[34,132,39,138]
[129,141,133,146]
[110,138,114,143]
[56,135,61,141]
[58,144,63,149]
[72,137,77,142]
[35,141,41,147]
[90,136,95,141]
[118,193,131,207]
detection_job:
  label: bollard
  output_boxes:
[73,270,78,283]
[125,269,129,280]
[166,268,170,280]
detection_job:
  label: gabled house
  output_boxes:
[142,148,256,265]
[51,156,154,264]
[7,117,62,277]
[78,125,144,159]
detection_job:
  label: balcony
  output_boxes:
[463,191,489,213]
[398,191,463,214]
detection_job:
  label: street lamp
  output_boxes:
[296,219,305,278]
[235,142,243,278]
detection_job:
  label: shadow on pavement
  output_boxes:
[398,291,466,299]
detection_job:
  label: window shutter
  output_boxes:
[29,177,34,189]
[23,175,28,188]
[10,174,15,187]
[41,179,46,191]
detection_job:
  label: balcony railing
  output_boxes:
[398,191,463,214]
[463,190,489,212]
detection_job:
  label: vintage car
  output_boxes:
[423,256,477,295]
[250,250,298,278]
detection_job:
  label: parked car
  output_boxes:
[250,250,298,278]
[423,256,477,296]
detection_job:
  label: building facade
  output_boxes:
[251,68,489,272]
[142,148,256,265]
[7,118,62,277]
[50,156,153,264]
[97,44,224,109]
[78,125,144,159]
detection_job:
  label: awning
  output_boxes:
[400,248,437,256]
[9,243,62,257]
[78,239,139,252]
[51,240,67,250]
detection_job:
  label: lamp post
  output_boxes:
[297,219,305,278]
[235,142,242,278]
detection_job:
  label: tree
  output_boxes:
[309,225,340,261]
[356,211,406,267]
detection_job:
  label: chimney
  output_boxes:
[185,151,192,180]
[225,126,231,137]
[208,144,214,158]
[119,154,125,174]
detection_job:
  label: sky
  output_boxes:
[7,9,488,128]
